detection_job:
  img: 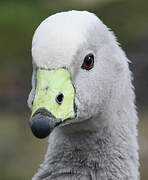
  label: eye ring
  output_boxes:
[81,53,94,70]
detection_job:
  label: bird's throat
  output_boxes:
[33,117,139,180]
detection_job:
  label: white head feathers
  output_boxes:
[32,10,120,69]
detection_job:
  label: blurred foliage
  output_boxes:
[95,0,148,48]
[0,112,48,180]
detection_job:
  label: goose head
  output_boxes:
[28,11,128,138]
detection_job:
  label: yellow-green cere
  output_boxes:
[32,68,75,120]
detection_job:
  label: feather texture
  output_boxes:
[28,10,139,180]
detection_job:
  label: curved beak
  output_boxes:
[29,68,76,139]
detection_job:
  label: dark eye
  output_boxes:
[81,53,94,70]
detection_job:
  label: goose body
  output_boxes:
[28,11,139,180]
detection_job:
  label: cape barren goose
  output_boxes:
[28,10,139,180]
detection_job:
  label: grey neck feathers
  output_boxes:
[32,105,139,180]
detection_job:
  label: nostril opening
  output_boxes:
[56,92,64,105]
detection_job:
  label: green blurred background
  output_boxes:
[0,0,148,179]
